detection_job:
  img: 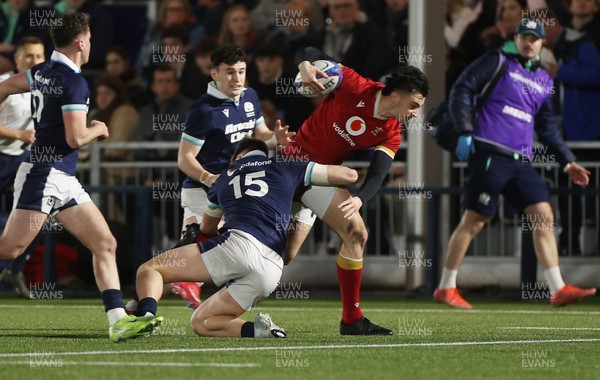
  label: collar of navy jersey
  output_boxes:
[50,51,81,73]
[207,81,246,103]
[241,150,267,159]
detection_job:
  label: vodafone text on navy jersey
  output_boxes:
[181,83,265,189]
[24,51,89,176]
[205,152,317,256]
[283,66,401,165]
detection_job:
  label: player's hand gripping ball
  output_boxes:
[294,60,343,98]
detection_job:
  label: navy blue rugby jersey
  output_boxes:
[181,82,265,189]
[206,151,321,256]
[24,51,89,175]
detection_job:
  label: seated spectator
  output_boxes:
[0,0,51,72]
[137,0,205,85]
[479,0,527,51]
[251,0,325,39]
[53,0,115,69]
[217,4,256,55]
[320,0,394,80]
[247,42,314,132]
[88,75,140,223]
[104,47,148,109]
[550,0,600,255]
[261,0,321,72]
[180,36,220,99]
[136,66,193,162]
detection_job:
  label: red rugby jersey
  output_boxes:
[283,66,401,165]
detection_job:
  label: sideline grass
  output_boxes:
[0,297,599,380]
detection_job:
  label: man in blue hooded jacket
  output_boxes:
[434,18,596,309]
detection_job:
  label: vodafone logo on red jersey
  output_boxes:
[345,116,366,136]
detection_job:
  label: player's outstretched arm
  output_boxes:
[254,119,295,149]
[64,113,108,148]
[0,72,29,104]
[308,162,358,187]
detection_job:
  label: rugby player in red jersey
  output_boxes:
[283,48,429,335]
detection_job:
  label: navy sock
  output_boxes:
[241,321,255,338]
[101,289,125,312]
[137,297,158,316]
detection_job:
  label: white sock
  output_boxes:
[544,266,566,293]
[107,307,127,325]
[439,268,458,289]
[143,312,154,317]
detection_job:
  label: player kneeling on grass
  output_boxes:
[124,138,358,339]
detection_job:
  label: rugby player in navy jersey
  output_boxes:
[130,138,358,339]
[167,45,295,308]
[0,13,162,342]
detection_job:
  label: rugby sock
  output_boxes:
[241,321,255,337]
[544,266,566,293]
[337,254,364,325]
[137,297,158,317]
[102,289,126,325]
[439,267,458,289]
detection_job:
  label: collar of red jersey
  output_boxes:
[50,51,81,73]
[207,81,246,102]
[373,90,387,120]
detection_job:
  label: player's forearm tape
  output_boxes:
[309,163,329,185]
[204,207,223,218]
[199,171,214,186]
[270,133,277,147]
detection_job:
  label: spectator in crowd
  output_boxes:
[217,4,256,55]
[251,0,325,39]
[549,0,600,255]
[179,36,220,100]
[88,75,139,223]
[370,0,410,58]
[53,0,115,69]
[247,41,314,132]
[158,25,206,99]
[137,0,205,84]
[0,0,51,72]
[320,0,394,80]
[137,66,193,162]
[445,0,484,92]
[104,47,148,109]
[479,0,528,51]
[260,0,322,72]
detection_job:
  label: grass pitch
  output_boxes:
[0,296,599,380]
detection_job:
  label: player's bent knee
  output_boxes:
[0,245,25,261]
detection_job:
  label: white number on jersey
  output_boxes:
[228,171,269,199]
[31,89,44,123]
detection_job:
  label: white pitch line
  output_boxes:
[2,304,600,316]
[499,327,600,331]
[0,360,259,368]
[0,338,599,359]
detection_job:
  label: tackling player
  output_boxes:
[283,47,429,335]
[168,44,295,308]
[0,13,162,342]
[129,138,358,339]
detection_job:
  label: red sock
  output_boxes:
[337,255,364,325]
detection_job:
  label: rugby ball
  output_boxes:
[294,60,343,98]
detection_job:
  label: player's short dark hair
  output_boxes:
[382,66,429,97]
[50,12,89,49]
[16,36,44,51]
[231,137,268,162]
[211,45,247,68]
